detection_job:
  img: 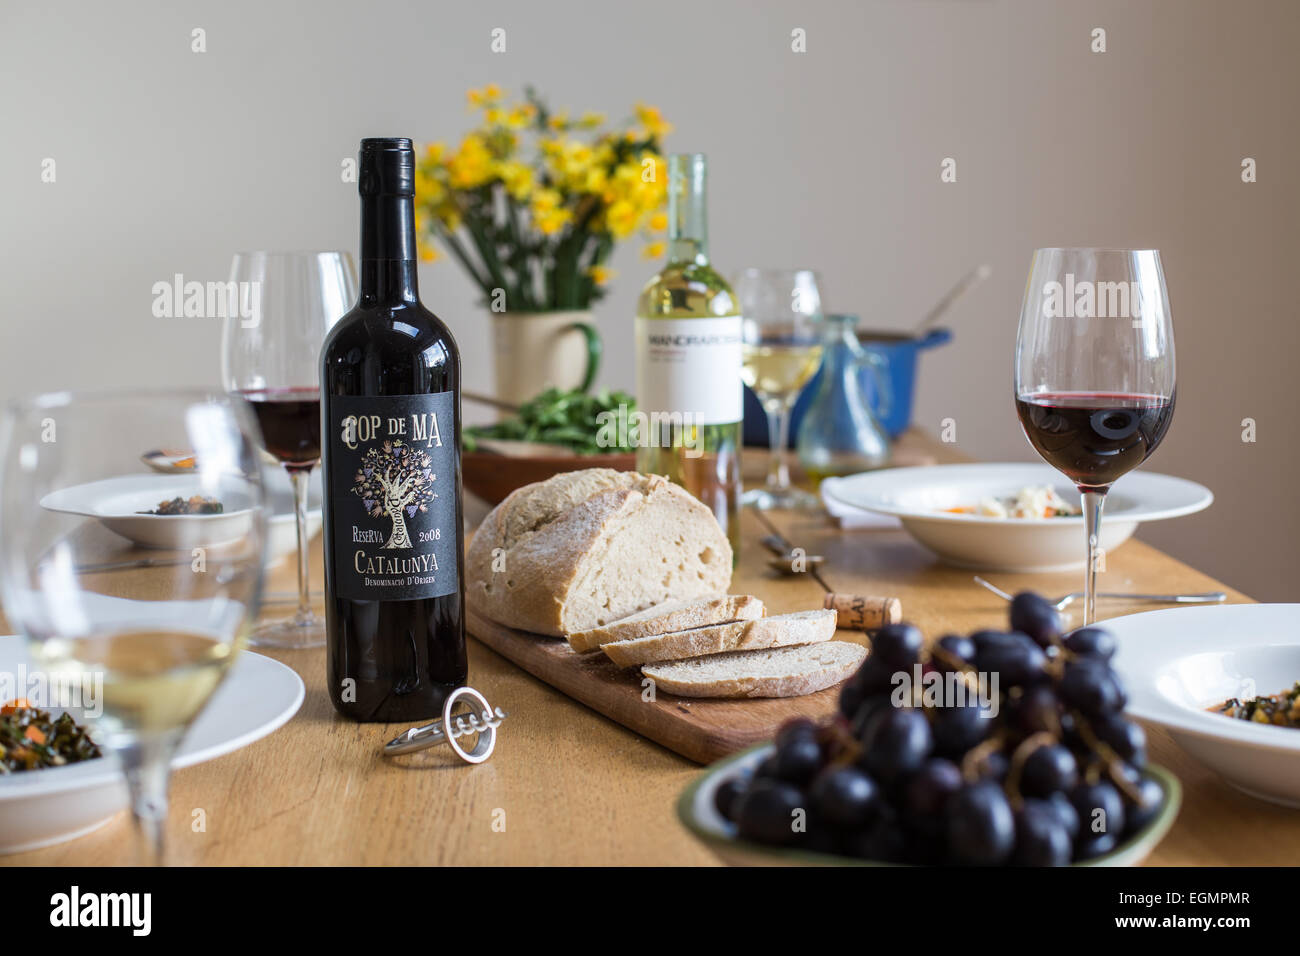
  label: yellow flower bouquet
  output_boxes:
[417,85,671,312]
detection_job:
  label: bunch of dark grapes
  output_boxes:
[713,592,1165,865]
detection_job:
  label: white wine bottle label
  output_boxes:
[635,315,743,425]
[327,392,458,601]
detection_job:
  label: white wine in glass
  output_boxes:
[741,340,824,402]
[0,390,268,863]
[735,268,824,511]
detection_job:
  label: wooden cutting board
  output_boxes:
[467,607,856,764]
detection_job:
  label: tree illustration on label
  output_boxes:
[350,440,437,549]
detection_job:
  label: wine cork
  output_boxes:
[823,593,902,631]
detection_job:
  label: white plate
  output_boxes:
[41,474,258,550]
[1110,603,1300,808]
[0,635,304,853]
[822,463,1213,572]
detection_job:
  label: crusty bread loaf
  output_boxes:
[641,641,866,698]
[602,608,836,668]
[567,594,764,653]
[465,469,733,637]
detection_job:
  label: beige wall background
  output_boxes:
[2,0,1296,600]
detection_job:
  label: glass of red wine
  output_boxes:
[1015,248,1176,625]
[223,251,357,647]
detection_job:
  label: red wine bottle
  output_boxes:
[321,137,467,721]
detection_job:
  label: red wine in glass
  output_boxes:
[241,387,321,470]
[1015,391,1175,490]
[1014,249,1175,626]
[223,250,356,649]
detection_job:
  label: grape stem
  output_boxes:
[825,719,862,769]
[930,644,978,674]
[1003,731,1057,810]
[1071,710,1145,804]
[960,734,1006,784]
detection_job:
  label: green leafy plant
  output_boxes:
[464,387,637,455]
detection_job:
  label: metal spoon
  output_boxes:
[914,264,992,333]
[139,449,197,474]
[767,554,827,576]
[760,532,825,575]
[973,575,1226,611]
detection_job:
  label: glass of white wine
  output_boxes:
[736,268,825,510]
[0,390,267,863]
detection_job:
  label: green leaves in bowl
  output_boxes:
[464,387,636,456]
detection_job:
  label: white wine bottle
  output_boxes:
[635,153,742,557]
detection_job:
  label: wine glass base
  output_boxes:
[743,486,823,512]
[249,616,325,650]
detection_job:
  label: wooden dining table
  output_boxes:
[4,430,1288,866]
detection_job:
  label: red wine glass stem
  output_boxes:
[289,465,314,621]
[1081,489,1106,626]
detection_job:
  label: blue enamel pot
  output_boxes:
[743,326,953,446]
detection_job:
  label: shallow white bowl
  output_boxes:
[41,474,258,550]
[0,635,304,853]
[822,463,1213,572]
[1110,604,1300,808]
[40,470,318,565]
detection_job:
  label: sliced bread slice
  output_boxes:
[602,608,836,668]
[566,594,764,653]
[641,641,867,699]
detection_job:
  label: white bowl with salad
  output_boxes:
[821,463,1213,572]
[0,634,304,854]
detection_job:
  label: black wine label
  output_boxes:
[328,392,457,601]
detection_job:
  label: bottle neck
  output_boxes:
[667,154,709,266]
[359,194,419,304]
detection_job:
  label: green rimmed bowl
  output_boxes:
[677,743,1181,867]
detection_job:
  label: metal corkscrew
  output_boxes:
[383,686,507,764]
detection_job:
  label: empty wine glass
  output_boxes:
[222,251,356,648]
[0,390,268,863]
[735,268,825,510]
[1015,248,1176,624]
